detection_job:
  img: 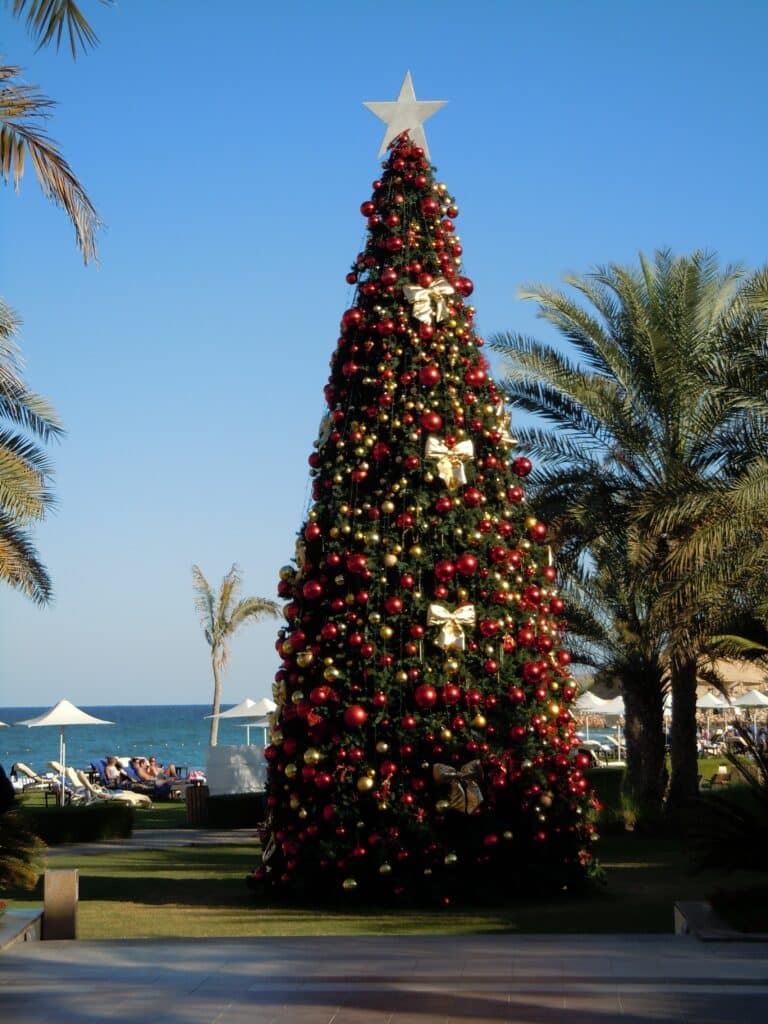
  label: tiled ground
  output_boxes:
[1,934,767,1023]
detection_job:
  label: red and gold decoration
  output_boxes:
[252,77,598,905]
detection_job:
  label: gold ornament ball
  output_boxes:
[540,793,554,808]
[369,612,381,624]
[525,515,538,529]
[303,748,321,765]
[444,852,458,866]
[436,799,450,813]
[329,526,340,538]
[284,763,297,779]
[289,797,300,810]
[342,877,358,892]
[298,807,308,819]
[445,658,459,673]
[356,776,375,792]
[409,544,423,558]
[439,727,453,741]
[379,625,394,640]
[395,669,408,683]
[457,588,469,601]
[366,531,381,545]
[471,713,487,729]
[503,830,514,841]
[375,740,389,754]
[382,500,396,514]
[291,690,305,704]
[379,863,392,875]
[296,651,314,668]
[383,553,398,568]
[278,565,294,581]
[323,667,341,681]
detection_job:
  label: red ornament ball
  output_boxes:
[419,364,441,387]
[344,704,368,728]
[414,684,438,708]
[455,552,478,576]
[302,579,324,601]
[513,457,533,478]
[421,411,443,432]
[434,559,456,582]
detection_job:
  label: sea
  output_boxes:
[0,704,268,776]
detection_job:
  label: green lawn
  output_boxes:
[5,830,765,940]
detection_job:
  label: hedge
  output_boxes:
[21,801,134,845]
[207,793,266,829]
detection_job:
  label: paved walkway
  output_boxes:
[2,933,767,1023]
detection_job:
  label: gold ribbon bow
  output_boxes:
[433,760,484,814]
[402,276,455,323]
[316,412,333,449]
[427,603,476,650]
[494,400,518,447]
[424,435,475,490]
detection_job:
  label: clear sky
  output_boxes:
[1,0,766,707]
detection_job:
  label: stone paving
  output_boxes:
[2,933,767,1023]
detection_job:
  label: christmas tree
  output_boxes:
[254,75,598,904]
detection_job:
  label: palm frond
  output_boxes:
[191,565,215,645]
[0,510,52,603]
[9,0,113,59]
[0,66,100,263]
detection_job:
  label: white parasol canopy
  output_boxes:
[205,697,276,744]
[17,699,113,806]
[572,691,610,741]
[733,689,768,737]
[697,691,728,709]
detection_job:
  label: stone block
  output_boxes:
[43,868,79,940]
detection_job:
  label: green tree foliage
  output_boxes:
[0,300,63,603]
[191,564,280,746]
[491,250,767,811]
[1,1,112,262]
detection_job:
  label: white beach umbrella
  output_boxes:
[697,691,728,739]
[16,699,113,806]
[572,692,610,741]
[599,696,626,757]
[206,697,277,744]
[733,689,768,737]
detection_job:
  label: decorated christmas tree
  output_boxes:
[254,74,598,904]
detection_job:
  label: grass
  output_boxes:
[5,765,765,940]
[5,830,765,940]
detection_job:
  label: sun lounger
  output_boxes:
[76,771,152,809]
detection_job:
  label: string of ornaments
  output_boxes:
[252,74,599,905]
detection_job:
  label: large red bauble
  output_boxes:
[489,545,507,564]
[302,579,323,601]
[513,457,533,478]
[456,276,474,296]
[410,624,425,639]
[310,685,332,705]
[484,659,498,674]
[320,622,338,641]
[404,454,420,471]
[419,364,441,387]
[401,714,416,729]
[314,772,333,789]
[433,584,449,599]
[414,684,438,708]
[507,485,525,504]
[434,559,456,582]
[442,684,461,705]
[372,442,390,461]
[529,522,548,542]
[434,496,452,514]
[304,522,322,541]
[557,650,572,665]
[479,619,500,637]
[421,197,440,216]
[384,595,403,615]
[372,690,387,708]
[418,271,434,288]
[549,597,565,615]
[463,487,482,508]
[380,267,398,285]
[360,201,376,217]
[346,553,367,574]
[455,552,478,576]
[344,704,368,728]
[421,411,443,432]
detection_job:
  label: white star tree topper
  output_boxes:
[364,71,446,160]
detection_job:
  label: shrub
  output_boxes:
[586,766,631,831]
[207,793,266,829]
[21,802,134,845]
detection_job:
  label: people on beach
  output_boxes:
[104,756,126,786]
[131,756,178,783]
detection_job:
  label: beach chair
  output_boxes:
[10,762,53,792]
[122,762,172,799]
[76,771,152,809]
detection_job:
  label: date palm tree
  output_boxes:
[0,300,63,603]
[192,564,280,746]
[491,249,763,811]
[1,1,113,263]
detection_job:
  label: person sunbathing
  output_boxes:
[146,756,179,781]
[104,756,129,787]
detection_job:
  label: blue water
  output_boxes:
[0,705,267,775]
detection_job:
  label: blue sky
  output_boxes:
[1,0,766,707]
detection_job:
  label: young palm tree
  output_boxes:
[491,250,762,810]
[0,300,63,603]
[1,2,113,262]
[192,564,280,746]
[556,532,669,817]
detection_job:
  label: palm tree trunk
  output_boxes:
[209,650,223,747]
[622,676,667,819]
[667,655,699,812]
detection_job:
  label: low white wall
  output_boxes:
[205,745,267,796]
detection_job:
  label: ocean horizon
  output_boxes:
[0,704,269,775]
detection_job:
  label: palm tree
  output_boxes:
[555,531,669,817]
[1,1,113,263]
[491,249,764,810]
[0,300,63,603]
[192,564,280,746]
